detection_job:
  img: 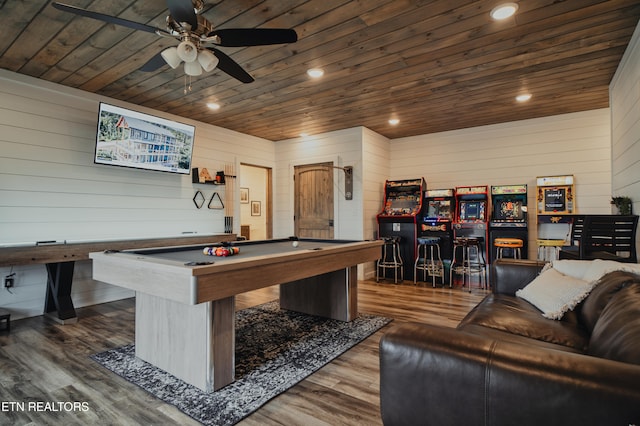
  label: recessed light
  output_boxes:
[490,3,518,20]
[206,102,221,110]
[388,118,400,125]
[307,68,324,78]
[516,93,532,102]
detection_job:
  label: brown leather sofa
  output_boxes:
[379,259,640,426]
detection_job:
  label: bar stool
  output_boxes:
[537,239,565,261]
[377,237,404,283]
[495,238,523,259]
[450,237,486,292]
[414,237,444,287]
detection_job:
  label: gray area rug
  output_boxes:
[91,301,392,425]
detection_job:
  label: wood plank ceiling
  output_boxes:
[1,0,639,141]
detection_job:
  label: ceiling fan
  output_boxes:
[51,0,298,84]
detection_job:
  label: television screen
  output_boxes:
[95,103,195,175]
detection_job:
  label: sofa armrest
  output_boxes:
[491,259,546,295]
[379,324,640,426]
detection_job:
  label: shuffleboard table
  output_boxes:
[89,237,382,391]
[0,234,235,323]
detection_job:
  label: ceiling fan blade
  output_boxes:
[140,52,168,72]
[210,28,298,47]
[208,48,254,83]
[51,2,167,35]
[166,0,198,30]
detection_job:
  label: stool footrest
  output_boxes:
[377,239,404,284]
[450,238,487,291]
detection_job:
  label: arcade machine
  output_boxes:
[377,178,426,281]
[536,175,576,260]
[418,188,456,282]
[489,184,528,262]
[453,185,490,246]
[452,186,490,287]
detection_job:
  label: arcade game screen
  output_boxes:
[427,200,453,220]
[495,199,524,220]
[383,194,421,215]
[460,201,486,221]
[543,187,567,212]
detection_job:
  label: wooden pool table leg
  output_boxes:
[280,265,357,321]
[135,293,235,392]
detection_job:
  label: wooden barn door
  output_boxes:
[294,163,334,239]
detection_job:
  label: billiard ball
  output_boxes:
[292,241,299,248]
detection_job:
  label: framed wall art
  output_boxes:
[251,201,261,216]
[240,187,249,203]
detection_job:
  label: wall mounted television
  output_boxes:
[95,102,195,175]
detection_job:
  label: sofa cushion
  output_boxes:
[458,323,583,354]
[458,294,589,351]
[579,270,640,333]
[515,267,595,320]
[588,283,640,365]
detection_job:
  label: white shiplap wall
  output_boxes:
[610,21,640,205]
[274,127,364,239]
[610,20,640,258]
[274,127,368,276]
[274,126,391,280]
[389,109,612,259]
[0,69,274,319]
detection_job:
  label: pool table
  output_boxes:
[89,237,382,391]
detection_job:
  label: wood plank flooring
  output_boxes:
[0,280,487,425]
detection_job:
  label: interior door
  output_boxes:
[240,163,272,240]
[294,163,334,239]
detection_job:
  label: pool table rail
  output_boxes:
[89,239,383,305]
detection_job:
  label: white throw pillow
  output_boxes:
[516,267,596,320]
[549,259,590,280]
[582,259,640,282]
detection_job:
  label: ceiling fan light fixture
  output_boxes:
[177,40,198,63]
[160,47,181,69]
[184,60,203,76]
[490,3,518,20]
[198,50,219,72]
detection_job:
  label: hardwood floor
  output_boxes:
[0,280,487,425]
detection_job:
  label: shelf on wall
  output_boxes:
[192,167,230,185]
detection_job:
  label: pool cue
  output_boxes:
[224,162,234,233]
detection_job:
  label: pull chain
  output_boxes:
[183,75,193,95]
